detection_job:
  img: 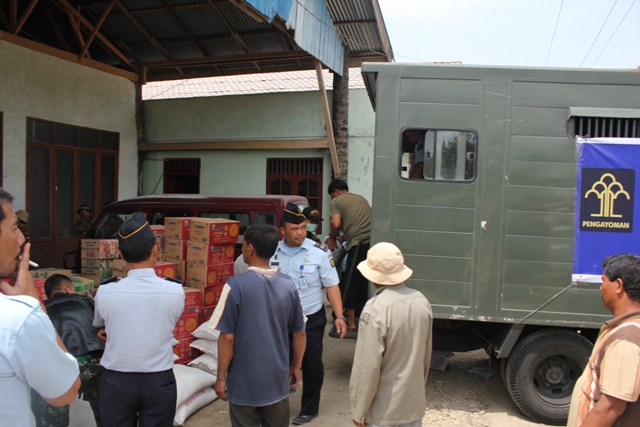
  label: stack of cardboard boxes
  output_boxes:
[186,218,238,322]
[165,216,240,364]
[80,239,118,285]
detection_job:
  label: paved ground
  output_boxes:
[70,306,552,427]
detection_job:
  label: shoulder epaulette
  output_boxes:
[314,241,330,252]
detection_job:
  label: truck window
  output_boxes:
[92,212,136,238]
[401,128,477,181]
[257,212,276,226]
[150,211,192,225]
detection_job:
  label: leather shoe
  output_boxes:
[292,414,318,425]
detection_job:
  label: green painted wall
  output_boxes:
[142,87,376,221]
[0,41,138,209]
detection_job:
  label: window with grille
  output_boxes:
[573,116,640,138]
[26,118,119,240]
[267,158,323,229]
[163,158,201,194]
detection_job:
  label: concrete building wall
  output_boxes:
[142,87,375,220]
[0,41,138,210]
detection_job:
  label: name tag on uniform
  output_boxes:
[299,275,308,290]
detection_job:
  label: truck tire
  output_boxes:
[505,329,592,425]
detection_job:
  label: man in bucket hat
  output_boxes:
[349,242,433,427]
[93,213,184,426]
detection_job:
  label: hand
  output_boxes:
[289,366,301,389]
[335,318,347,339]
[97,328,107,344]
[352,419,365,427]
[0,243,38,300]
[214,378,227,401]
[326,236,338,251]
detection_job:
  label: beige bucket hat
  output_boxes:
[357,242,413,286]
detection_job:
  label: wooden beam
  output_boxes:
[334,20,377,27]
[229,0,268,23]
[0,30,138,81]
[55,0,133,69]
[315,60,340,178]
[13,0,38,35]
[9,0,17,33]
[78,0,115,59]
[143,50,310,68]
[115,0,171,59]
[208,0,249,53]
[138,139,330,152]
[67,11,89,59]
[46,8,70,52]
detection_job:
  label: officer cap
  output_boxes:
[118,212,154,252]
[282,203,307,225]
[302,206,323,221]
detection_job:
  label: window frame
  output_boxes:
[26,117,120,241]
[399,127,479,183]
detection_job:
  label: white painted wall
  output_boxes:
[142,87,376,219]
[0,41,138,209]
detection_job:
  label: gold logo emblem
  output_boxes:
[584,173,630,218]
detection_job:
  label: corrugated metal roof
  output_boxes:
[2,0,391,80]
[143,67,366,99]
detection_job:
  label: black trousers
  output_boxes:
[299,308,327,416]
[343,243,370,314]
[229,398,289,427]
[99,369,176,427]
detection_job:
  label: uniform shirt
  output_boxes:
[568,310,640,427]
[0,294,79,427]
[350,284,433,425]
[270,238,339,315]
[329,193,371,251]
[214,267,306,406]
[93,268,185,372]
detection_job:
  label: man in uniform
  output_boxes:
[93,213,185,426]
[270,203,347,425]
[72,204,93,238]
[33,274,105,427]
[326,179,372,332]
[567,253,640,427]
[0,188,80,426]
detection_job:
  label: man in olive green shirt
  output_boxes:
[326,179,371,331]
[349,242,432,427]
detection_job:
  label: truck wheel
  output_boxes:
[505,329,592,425]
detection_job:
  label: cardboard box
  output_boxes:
[186,263,233,289]
[202,285,223,308]
[154,261,177,279]
[176,261,187,282]
[68,276,94,293]
[31,268,72,280]
[186,242,235,266]
[33,278,47,302]
[110,259,128,278]
[151,225,165,252]
[173,312,200,339]
[81,259,111,270]
[81,267,112,285]
[165,239,189,261]
[201,306,216,323]
[80,239,118,259]
[190,218,241,245]
[173,336,200,365]
[157,252,166,262]
[184,287,202,314]
[164,217,196,240]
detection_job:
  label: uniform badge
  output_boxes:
[275,254,279,260]
[329,257,335,267]
[303,258,310,263]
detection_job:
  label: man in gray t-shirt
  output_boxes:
[213,223,306,427]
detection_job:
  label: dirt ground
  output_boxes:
[70,307,552,427]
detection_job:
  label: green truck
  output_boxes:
[361,63,640,424]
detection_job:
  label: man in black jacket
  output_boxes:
[35,274,104,427]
